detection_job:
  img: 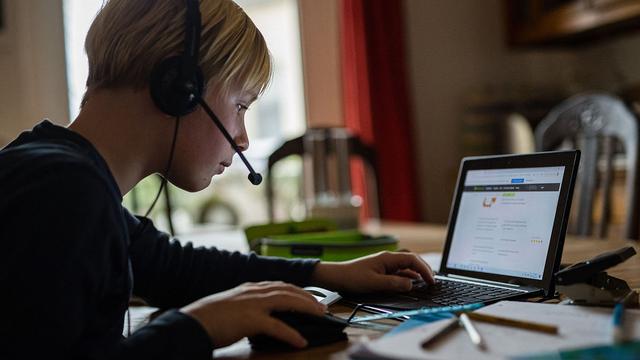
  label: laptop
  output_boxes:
[344,150,581,310]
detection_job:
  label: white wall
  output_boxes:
[574,32,640,91]
[0,0,69,145]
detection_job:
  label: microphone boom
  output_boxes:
[195,96,262,185]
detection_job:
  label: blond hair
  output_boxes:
[83,0,271,105]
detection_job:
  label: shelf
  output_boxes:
[505,0,640,46]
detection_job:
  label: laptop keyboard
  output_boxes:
[410,279,523,306]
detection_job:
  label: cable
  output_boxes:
[132,116,181,238]
[347,304,365,323]
[127,116,181,337]
[162,178,175,235]
[346,303,408,323]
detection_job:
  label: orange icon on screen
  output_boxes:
[482,197,497,208]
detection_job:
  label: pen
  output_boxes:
[612,302,625,344]
[421,317,459,348]
[465,312,558,334]
[459,313,484,349]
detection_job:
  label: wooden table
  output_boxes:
[210,221,640,359]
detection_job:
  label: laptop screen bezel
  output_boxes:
[439,150,580,295]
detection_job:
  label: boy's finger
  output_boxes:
[383,253,435,284]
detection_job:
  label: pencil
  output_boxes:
[465,312,558,334]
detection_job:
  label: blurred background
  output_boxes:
[1,0,640,237]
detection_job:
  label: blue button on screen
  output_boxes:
[511,178,524,183]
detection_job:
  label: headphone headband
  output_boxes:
[181,0,201,91]
[149,0,204,117]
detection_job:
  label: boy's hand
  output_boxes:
[181,281,326,349]
[311,251,435,293]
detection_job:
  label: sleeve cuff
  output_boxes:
[147,309,213,358]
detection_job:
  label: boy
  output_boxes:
[0,0,434,358]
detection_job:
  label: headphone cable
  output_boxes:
[135,116,180,234]
[127,115,180,336]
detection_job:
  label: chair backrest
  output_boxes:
[535,93,640,239]
[266,128,379,222]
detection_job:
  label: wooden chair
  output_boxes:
[535,93,640,239]
[266,128,379,222]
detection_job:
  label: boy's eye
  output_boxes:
[237,104,249,112]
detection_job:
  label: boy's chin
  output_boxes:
[170,176,212,193]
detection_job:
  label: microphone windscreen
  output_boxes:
[248,172,263,185]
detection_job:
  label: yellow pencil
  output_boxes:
[465,312,558,334]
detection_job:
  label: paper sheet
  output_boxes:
[351,301,640,360]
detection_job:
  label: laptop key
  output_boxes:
[458,297,480,303]
[409,278,525,305]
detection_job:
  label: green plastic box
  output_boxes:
[244,220,397,261]
[244,219,338,252]
[258,229,398,261]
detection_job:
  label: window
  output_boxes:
[62,0,102,120]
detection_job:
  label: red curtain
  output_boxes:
[340,0,420,221]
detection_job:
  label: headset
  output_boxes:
[139,0,262,225]
[149,0,262,185]
[134,0,263,231]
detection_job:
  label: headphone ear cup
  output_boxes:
[150,56,204,117]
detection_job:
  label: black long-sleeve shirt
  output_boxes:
[0,120,319,359]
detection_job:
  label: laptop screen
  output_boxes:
[445,166,565,280]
